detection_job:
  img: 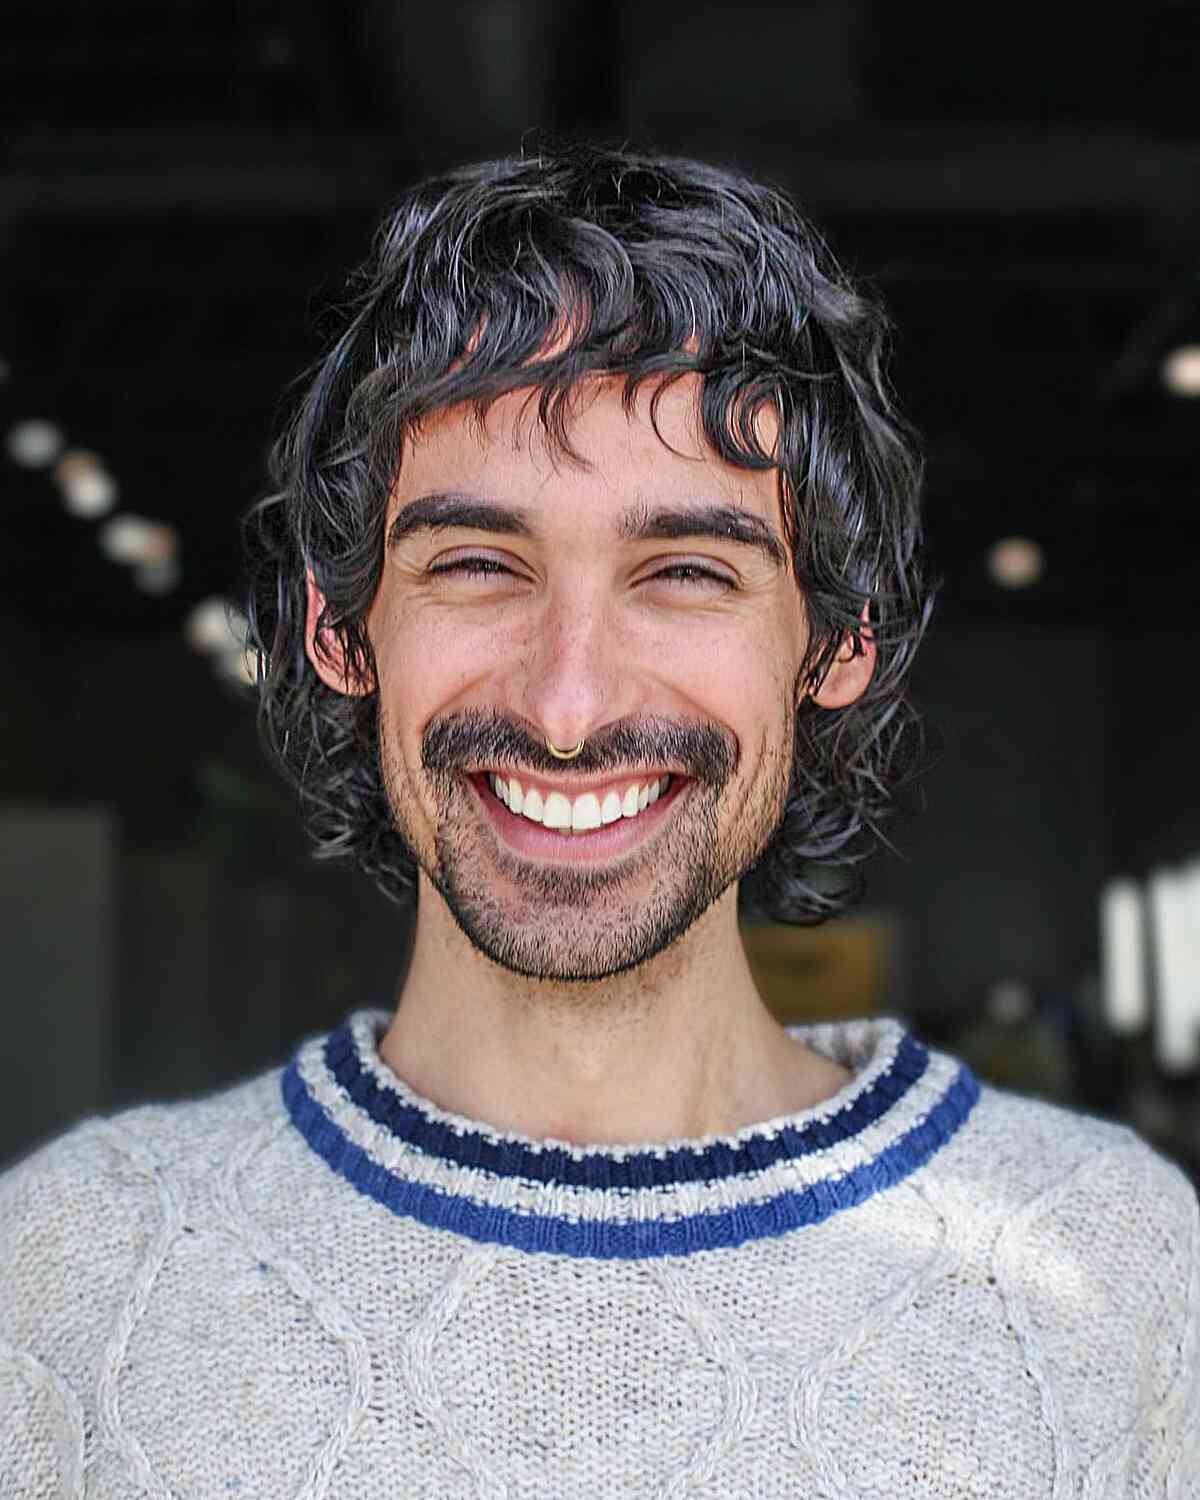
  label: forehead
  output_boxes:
[391,374,784,527]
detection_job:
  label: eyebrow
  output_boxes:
[617,500,787,569]
[387,491,788,569]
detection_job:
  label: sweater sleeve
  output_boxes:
[1124,1144,1200,1497]
[0,1133,92,1499]
[0,1120,157,1499]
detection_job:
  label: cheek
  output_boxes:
[370,595,480,710]
[683,613,798,715]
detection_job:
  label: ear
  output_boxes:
[305,569,372,697]
[808,603,876,710]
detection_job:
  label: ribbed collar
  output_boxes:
[282,1008,980,1261]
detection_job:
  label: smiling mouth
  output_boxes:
[466,769,687,844]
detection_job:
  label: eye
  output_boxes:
[427,556,515,579]
[650,563,735,589]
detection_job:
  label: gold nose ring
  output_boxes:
[546,737,585,761]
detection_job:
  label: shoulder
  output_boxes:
[936,1075,1197,1356]
[891,1025,1198,1246]
[0,1062,289,1491]
[0,1060,287,1356]
[962,1077,1198,1226]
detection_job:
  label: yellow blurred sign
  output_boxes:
[740,915,896,1023]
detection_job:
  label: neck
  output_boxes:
[378,879,850,1146]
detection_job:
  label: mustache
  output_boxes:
[422,709,738,787]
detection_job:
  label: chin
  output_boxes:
[431,839,733,984]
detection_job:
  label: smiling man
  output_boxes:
[2,145,1197,1497]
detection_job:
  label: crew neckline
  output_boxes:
[282,1008,980,1261]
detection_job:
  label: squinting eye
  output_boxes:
[426,558,733,588]
[653,564,735,589]
[428,557,514,578]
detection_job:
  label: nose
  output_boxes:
[516,585,635,753]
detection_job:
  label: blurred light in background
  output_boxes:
[6,419,64,467]
[987,535,1045,589]
[185,596,246,654]
[1161,344,1200,398]
[985,979,1034,1026]
[212,645,258,688]
[54,449,118,518]
[1102,864,1200,1074]
[98,514,177,566]
[185,596,255,688]
[134,556,181,596]
[1148,863,1200,1073]
[1101,879,1146,1035]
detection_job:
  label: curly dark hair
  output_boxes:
[244,140,934,924]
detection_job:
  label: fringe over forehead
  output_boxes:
[310,145,900,557]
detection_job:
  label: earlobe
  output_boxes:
[304,569,370,697]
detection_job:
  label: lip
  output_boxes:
[466,771,691,863]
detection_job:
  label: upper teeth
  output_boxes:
[487,773,671,831]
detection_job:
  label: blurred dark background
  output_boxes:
[3,1,1199,1177]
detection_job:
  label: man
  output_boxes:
[2,144,1196,1497]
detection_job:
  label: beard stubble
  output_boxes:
[377,700,797,984]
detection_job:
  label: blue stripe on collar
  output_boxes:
[281,1055,981,1260]
[318,1019,933,1190]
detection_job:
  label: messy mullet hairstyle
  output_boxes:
[245,140,934,924]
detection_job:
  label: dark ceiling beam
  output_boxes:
[3,128,1200,222]
[0,162,393,221]
[757,133,1200,221]
[9,257,1171,299]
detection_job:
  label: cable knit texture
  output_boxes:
[1,1007,1197,1498]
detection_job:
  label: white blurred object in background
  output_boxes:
[54,450,118,518]
[212,645,257,688]
[987,536,1044,589]
[185,597,255,688]
[6,419,65,467]
[1100,879,1148,1034]
[134,556,181,595]
[1149,865,1200,1072]
[98,514,177,567]
[185,597,247,655]
[1161,344,1200,397]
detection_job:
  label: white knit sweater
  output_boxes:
[1,1007,1197,1498]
